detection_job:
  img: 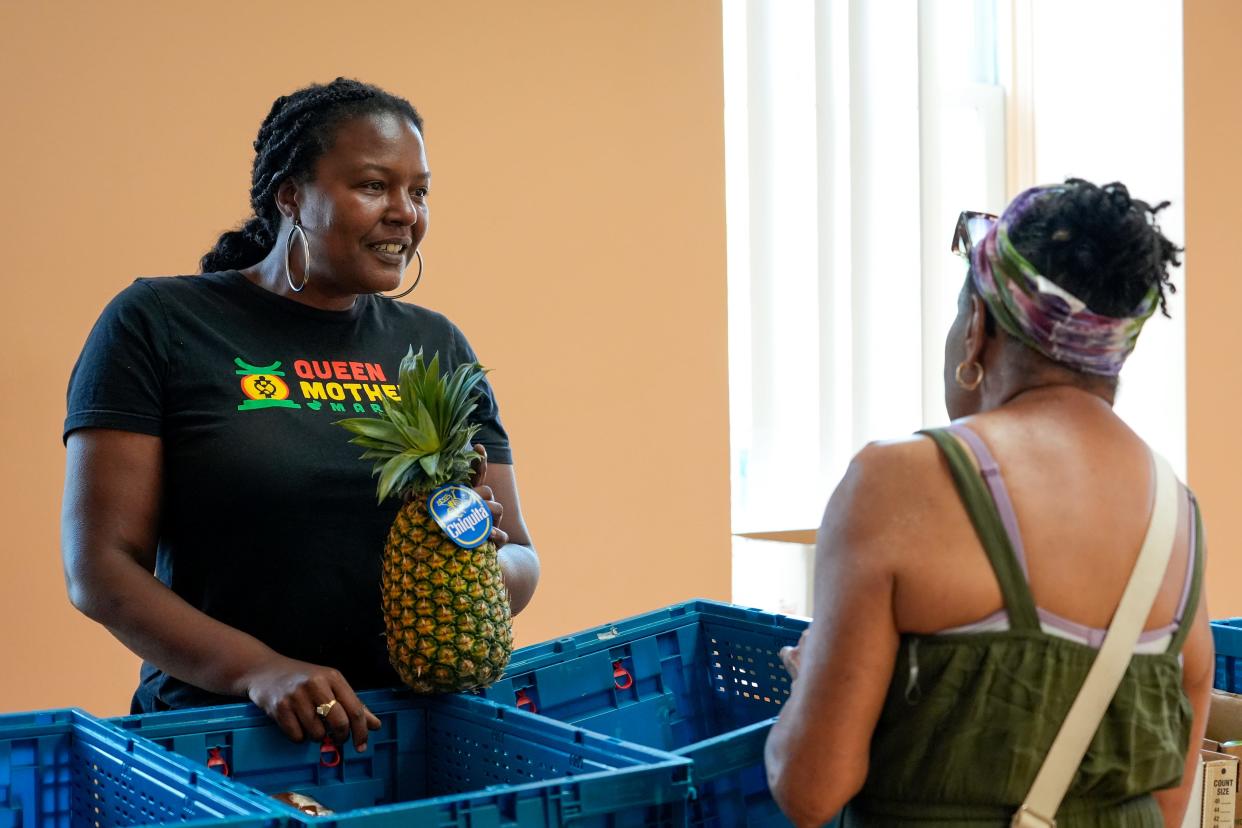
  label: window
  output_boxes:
[725,0,1185,615]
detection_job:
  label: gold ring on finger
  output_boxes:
[315,699,338,718]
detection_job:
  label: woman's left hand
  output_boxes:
[466,441,539,614]
[471,443,509,546]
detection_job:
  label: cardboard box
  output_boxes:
[1183,749,1238,828]
[1208,690,1242,744]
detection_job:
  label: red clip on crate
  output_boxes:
[109,689,690,828]
[480,600,817,828]
[0,708,280,828]
[1212,618,1242,692]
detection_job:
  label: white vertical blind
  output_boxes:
[725,0,925,535]
[847,0,925,448]
[725,0,1186,552]
[739,0,821,534]
[918,2,1007,424]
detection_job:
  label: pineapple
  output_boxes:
[336,348,512,693]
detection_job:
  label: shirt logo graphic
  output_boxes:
[236,358,301,411]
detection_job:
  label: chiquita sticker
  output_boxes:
[427,484,493,549]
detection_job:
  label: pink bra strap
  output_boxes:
[946,423,1029,578]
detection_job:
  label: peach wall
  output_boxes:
[1185,0,1242,618]
[0,2,729,715]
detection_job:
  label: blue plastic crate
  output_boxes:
[0,708,280,828]
[1212,618,1242,692]
[479,600,811,827]
[111,690,690,827]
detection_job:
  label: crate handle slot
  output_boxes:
[612,661,633,690]
[206,747,230,777]
[515,689,538,714]
[320,737,342,768]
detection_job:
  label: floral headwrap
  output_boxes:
[968,185,1160,377]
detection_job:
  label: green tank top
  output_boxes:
[844,428,1203,828]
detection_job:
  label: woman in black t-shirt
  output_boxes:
[61,79,540,751]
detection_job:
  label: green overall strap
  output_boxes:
[920,428,1040,631]
[1166,491,1205,656]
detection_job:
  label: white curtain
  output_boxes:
[726,0,999,535]
[725,0,1185,548]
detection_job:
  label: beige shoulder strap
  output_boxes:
[1012,451,1180,828]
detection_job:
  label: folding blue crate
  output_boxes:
[111,689,690,827]
[479,600,812,827]
[0,708,280,828]
[1212,618,1242,692]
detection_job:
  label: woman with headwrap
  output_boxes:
[765,180,1210,827]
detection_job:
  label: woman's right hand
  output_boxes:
[242,656,382,752]
[62,430,380,753]
[780,629,809,681]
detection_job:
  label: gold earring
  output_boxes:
[955,360,984,391]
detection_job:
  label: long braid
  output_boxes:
[200,78,423,273]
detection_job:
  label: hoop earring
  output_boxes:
[285,221,310,293]
[955,360,984,391]
[382,249,423,300]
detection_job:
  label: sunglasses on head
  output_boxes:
[951,210,998,260]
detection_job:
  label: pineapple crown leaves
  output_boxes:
[335,347,488,503]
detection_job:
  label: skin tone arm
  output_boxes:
[766,436,1211,826]
[1153,579,1213,825]
[764,445,903,827]
[62,431,539,741]
[471,444,540,615]
[62,428,382,748]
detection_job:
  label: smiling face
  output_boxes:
[280,110,430,297]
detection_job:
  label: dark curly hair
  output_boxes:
[200,78,423,273]
[1006,178,1182,319]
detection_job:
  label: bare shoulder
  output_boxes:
[831,434,949,514]
[852,433,942,471]
[821,434,953,558]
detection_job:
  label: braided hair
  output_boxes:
[200,78,423,273]
[1006,178,1182,319]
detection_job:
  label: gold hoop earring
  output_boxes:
[381,249,423,300]
[955,360,984,391]
[285,220,310,292]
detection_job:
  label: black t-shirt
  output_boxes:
[64,271,511,712]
